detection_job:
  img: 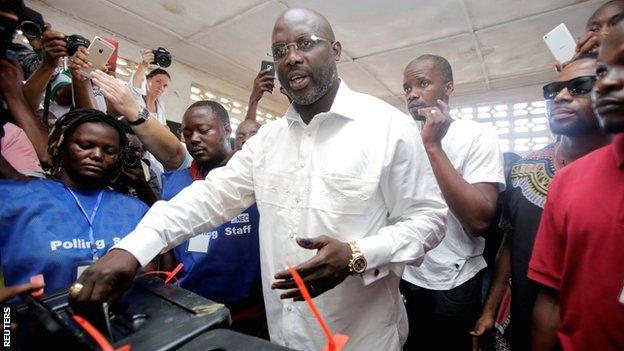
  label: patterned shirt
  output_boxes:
[503,142,560,349]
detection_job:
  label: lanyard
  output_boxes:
[66,187,104,261]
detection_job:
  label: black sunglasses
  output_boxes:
[543,75,597,100]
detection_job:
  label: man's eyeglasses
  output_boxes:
[270,34,334,61]
[542,75,597,100]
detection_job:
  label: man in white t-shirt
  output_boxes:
[401,54,505,350]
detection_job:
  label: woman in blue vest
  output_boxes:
[0,109,148,297]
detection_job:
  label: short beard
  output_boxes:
[550,118,600,137]
[287,63,338,106]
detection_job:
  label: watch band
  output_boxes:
[348,241,367,275]
[128,107,150,126]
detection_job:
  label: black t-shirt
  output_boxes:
[502,143,558,349]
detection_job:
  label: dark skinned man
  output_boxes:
[401,54,505,350]
[529,14,624,351]
[235,118,261,151]
[159,101,263,336]
[574,0,624,56]
[72,8,447,351]
[472,53,610,351]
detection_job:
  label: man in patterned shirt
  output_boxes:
[472,52,610,350]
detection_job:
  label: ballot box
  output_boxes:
[11,275,230,351]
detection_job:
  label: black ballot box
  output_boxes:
[178,329,296,351]
[11,275,230,351]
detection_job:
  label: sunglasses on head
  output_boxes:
[542,75,597,100]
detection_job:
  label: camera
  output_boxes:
[64,34,90,56]
[19,7,45,39]
[123,151,142,168]
[152,47,171,68]
[0,0,25,57]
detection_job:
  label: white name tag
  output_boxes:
[76,265,90,280]
[188,233,210,253]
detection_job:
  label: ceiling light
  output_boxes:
[220,97,230,104]
[190,94,200,101]
[190,86,201,94]
[232,101,241,108]
[265,113,273,119]
[205,92,216,99]
[116,58,127,66]
[231,108,242,114]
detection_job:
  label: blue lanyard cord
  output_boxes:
[66,187,104,261]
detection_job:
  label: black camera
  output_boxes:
[123,151,142,168]
[64,34,90,56]
[152,47,171,68]
[19,7,45,39]
[0,0,26,57]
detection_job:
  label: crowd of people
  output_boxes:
[1,1,623,350]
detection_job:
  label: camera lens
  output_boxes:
[20,21,41,39]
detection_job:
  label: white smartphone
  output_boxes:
[543,23,577,63]
[77,36,115,78]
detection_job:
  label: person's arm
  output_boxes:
[532,287,560,351]
[471,235,511,349]
[418,100,501,235]
[22,25,67,110]
[72,122,259,303]
[245,68,274,120]
[527,176,567,351]
[132,50,153,91]
[68,46,97,110]
[0,59,50,165]
[91,70,186,170]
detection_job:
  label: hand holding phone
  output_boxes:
[77,36,115,78]
[543,23,576,63]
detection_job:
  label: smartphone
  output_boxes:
[543,23,576,63]
[261,60,276,76]
[77,36,115,78]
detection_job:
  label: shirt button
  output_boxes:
[288,233,294,239]
[286,305,293,312]
[298,162,305,169]
[374,269,380,277]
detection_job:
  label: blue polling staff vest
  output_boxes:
[161,168,261,305]
[0,179,148,295]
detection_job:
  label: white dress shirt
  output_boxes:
[115,81,448,351]
[403,118,505,290]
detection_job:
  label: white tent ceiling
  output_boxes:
[31,0,606,112]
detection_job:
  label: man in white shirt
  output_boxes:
[401,54,505,350]
[73,9,448,351]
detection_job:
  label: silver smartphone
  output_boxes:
[543,23,577,63]
[77,36,115,78]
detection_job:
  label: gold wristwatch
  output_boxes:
[348,241,367,275]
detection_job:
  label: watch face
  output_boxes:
[353,256,367,274]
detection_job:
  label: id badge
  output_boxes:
[75,260,94,280]
[187,232,210,253]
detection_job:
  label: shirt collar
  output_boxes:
[284,79,358,123]
[613,133,624,168]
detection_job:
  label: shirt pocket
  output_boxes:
[256,171,294,209]
[308,174,379,215]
